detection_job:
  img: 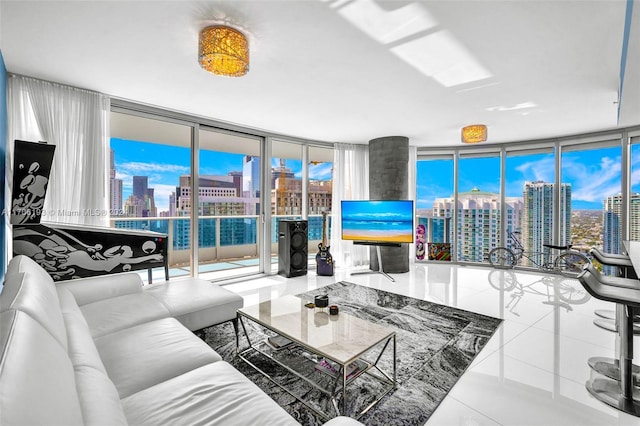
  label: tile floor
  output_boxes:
[218,262,640,426]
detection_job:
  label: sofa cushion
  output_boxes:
[74,364,128,426]
[121,361,299,426]
[0,310,84,425]
[57,287,128,425]
[95,317,222,398]
[145,278,244,330]
[81,292,171,338]
[57,287,108,373]
[0,271,68,350]
[58,272,144,306]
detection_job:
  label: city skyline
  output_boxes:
[417,146,640,211]
[110,138,333,214]
[112,138,640,215]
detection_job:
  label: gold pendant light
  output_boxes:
[198,26,249,77]
[461,124,488,144]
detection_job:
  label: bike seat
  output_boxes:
[543,243,572,250]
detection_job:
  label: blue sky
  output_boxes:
[417,146,639,211]
[112,138,637,213]
[110,138,332,212]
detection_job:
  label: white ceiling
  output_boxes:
[1,0,638,148]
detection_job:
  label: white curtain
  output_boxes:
[7,75,110,226]
[330,143,369,268]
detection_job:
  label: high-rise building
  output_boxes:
[603,194,622,256]
[132,176,148,200]
[271,166,295,190]
[270,176,333,225]
[110,178,123,212]
[173,174,260,250]
[603,192,640,251]
[168,192,176,217]
[432,188,523,262]
[124,175,157,217]
[631,195,640,242]
[109,149,116,179]
[242,156,260,198]
[109,149,122,212]
[522,181,571,257]
[228,171,243,197]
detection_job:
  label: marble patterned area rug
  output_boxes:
[198,281,502,426]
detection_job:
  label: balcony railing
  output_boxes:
[109,214,329,272]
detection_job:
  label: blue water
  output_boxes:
[342,219,413,241]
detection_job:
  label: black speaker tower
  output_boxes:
[278,220,308,278]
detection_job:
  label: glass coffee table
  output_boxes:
[236,294,397,420]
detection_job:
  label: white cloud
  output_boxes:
[310,163,333,180]
[150,184,177,212]
[115,172,132,186]
[514,157,554,182]
[118,161,189,174]
[564,155,622,202]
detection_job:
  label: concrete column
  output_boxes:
[369,136,409,273]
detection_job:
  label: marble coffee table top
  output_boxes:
[238,294,395,365]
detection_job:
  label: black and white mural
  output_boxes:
[10,140,56,225]
[13,223,168,281]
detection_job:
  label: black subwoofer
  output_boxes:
[278,220,308,278]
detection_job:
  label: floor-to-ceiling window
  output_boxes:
[415,132,637,274]
[197,127,262,279]
[416,155,454,261]
[111,105,335,281]
[110,111,193,279]
[457,151,501,263]
[308,145,334,255]
[505,148,554,267]
[629,136,640,246]
[270,140,303,273]
[561,141,621,275]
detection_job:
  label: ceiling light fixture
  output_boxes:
[198,25,249,77]
[461,124,487,144]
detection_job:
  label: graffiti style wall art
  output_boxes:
[428,243,451,261]
[13,223,168,281]
[10,140,56,225]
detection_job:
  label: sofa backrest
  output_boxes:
[4,254,56,286]
[1,269,68,350]
[0,264,81,424]
[0,308,85,425]
[1,256,129,426]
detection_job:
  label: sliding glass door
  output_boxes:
[109,111,193,278]
[197,127,262,279]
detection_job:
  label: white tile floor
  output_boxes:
[219,262,640,426]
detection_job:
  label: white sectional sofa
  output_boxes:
[0,255,362,425]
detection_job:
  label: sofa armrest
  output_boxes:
[56,273,143,306]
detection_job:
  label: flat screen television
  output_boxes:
[341,200,414,244]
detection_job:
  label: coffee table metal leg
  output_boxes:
[393,334,397,387]
[368,335,396,385]
[235,314,397,420]
[237,315,253,354]
[343,365,348,416]
[232,317,240,353]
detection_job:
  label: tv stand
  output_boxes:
[351,243,399,282]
